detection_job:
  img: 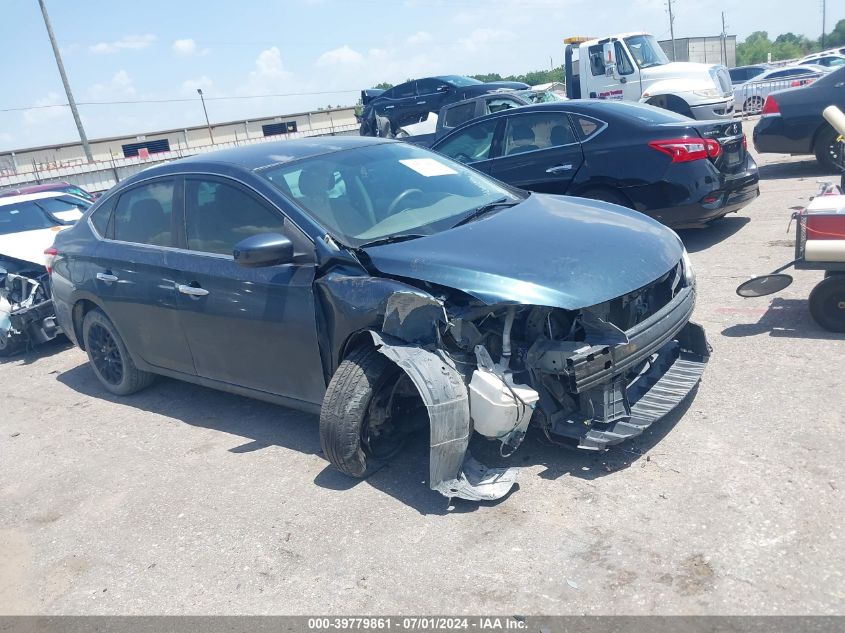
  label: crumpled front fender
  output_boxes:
[368,331,519,501]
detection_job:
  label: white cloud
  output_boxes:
[89,34,156,54]
[458,28,512,52]
[237,47,293,96]
[181,76,213,94]
[407,31,432,45]
[88,70,136,99]
[172,38,209,56]
[316,45,364,67]
[23,93,67,125]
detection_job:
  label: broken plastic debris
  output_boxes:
[433,455,519,501]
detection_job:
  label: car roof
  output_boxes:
[169,136,391,171]
[0,191,84,206]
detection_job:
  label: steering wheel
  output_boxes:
[387,188,424,215]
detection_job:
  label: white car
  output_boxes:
[734,65,825,113]
[0,191,90,355]
[799,52,845,69]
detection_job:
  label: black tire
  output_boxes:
[319,346,406,478]
[808,275,845,333]
[82,308,155,395]
[743,96,764,114]
[578,188,631,208]
[814,126,841,173]
[0,332,26,357]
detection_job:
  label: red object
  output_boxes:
[761,96,780,116]
[742,134,748,150]
[138,147,150,159]
[805,214,845,240]
[44,247,58,274]
[648,137,719,162]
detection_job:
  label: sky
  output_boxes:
[0,0,841,152]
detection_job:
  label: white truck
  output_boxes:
[564,32,735,120]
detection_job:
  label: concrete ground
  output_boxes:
[1,120,843,615]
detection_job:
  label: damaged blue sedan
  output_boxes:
[50,137,709,500]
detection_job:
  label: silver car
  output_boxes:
[734,65,825,114]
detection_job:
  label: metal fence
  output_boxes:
[736,72,820,115]
[0,122,360,194]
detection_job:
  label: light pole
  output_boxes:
[197,88,214,145]
[38,0,93,162]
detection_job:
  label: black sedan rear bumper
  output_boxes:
[753,115,815,155]
[626,156,760,228]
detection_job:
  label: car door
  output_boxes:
[414,78,446,122]
[92,177,195,374]
[431,117,504,175]
[489,111,584,194]
[377,80,418,131]
[172,175,326,404]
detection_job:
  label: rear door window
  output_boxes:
[112,179,175,247]
[588,44,605,76]
[571,114,607,141]
[393,81,416,98]
[184,178,285,256]
[443,102,476,128]
[502,113,577,156]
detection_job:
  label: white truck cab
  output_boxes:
[565,32,734,119]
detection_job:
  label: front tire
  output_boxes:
[319,346,409,478]
[808,274,845,333]
[82,309,155,395]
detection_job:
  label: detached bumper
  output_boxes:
[543,286,710,448]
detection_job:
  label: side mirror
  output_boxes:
[436,85,449,92]
[736,274,794,298]
[602,42,617,78]
[233,233,294,268]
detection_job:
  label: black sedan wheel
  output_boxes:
[320,346,418,477]
[814,126,841,173]
[808,275,845,333]
[82,308,155,395]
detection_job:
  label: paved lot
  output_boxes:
[1,119,843,615]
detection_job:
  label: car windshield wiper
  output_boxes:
[357,233,427,249]
[452,198,518,228]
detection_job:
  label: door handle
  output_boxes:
[546,164,573,174]
[177,284,209,297]
[385,105,395,109]
[96,272,118,283]
[416,101,427,105]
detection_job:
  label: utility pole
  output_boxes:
[197,88,214,144]
[38,0,92,162]
[667,0,677,61]
[721,12,728,66]
[821,0,827,49]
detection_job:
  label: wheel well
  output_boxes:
[647,94,692,118]
[338,330,377,368]
[812,121,835,152]
[71,299,98,351]
[572,185,635,209]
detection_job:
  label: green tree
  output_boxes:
[826,19,845,47]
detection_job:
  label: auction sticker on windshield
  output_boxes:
[399,158,458,177]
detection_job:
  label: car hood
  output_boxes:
[0,227,68,267]
[362,194,684,310]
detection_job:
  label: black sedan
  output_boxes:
[359,75,528,137]
[50,137,708,501]
[753,66,845,171]
[430,100,759,228]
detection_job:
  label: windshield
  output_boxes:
[0,196,88,235]
[624,34,671,69]
[438,75,483,87]
[258,142,520,248]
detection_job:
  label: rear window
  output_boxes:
[0,201,64,235]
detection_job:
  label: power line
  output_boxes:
[0,89,361,113]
